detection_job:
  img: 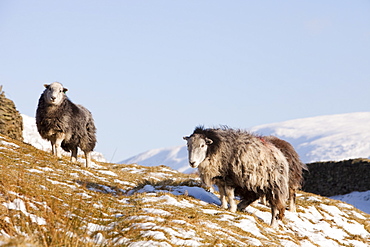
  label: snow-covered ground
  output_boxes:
[20,113,370,215]
[1,133,369,246]
[121,112,370,215]
[331,191,370,214]
[1,113,369,246]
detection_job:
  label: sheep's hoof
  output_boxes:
[229,206,237,213]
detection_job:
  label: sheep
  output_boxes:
[36,82,97,167]
[205,136,308,213]
[183,126,289,227]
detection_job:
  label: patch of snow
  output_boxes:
[3,198,46,225]
[141,230,167,240]
[128,240,171,247]
[121,167,147,173]
[234,217,265,239]
[27,168,43,173]
[331,190,370,214]
[97,170,117,176]
[86,222,112,233]
[128,216,166,223]
[0,140,19,148]
[143,208,171,216]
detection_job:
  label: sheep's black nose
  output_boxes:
[189,161,195,167]
[51,96,56,100]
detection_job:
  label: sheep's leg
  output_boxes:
[270,198,285,229]
[71,147,78,163]
[53,133,65,158]
[224,186,237,212]
[217,184,228,209]
[270,205,279,229]
[84,151,91,168]
[51,141,56,155]
[288,188,296,212]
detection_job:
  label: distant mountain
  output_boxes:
[250,112,370,163]
[21,114,106,162]
[122,145,193,173]
[121,112,370,174]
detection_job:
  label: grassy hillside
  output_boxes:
[0,134,369,246]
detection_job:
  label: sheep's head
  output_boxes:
[183,134,213,168]
[43,82,68,105]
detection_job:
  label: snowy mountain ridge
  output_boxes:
[122,112,370,174]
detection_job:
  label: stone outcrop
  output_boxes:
[0,85,23,141]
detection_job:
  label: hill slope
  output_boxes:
[0,133,369,246]
[122,112,370,174]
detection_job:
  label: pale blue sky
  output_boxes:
[1,1,369,162]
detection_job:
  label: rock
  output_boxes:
[0,85,23,141]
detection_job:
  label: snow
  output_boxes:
[121,112,370,172]
[127,183,370,246]
[3,198,47,225]
[122,145,193,173]
[250,112,370,163]
[331,190,370,214]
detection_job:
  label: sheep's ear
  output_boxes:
[44,84,50,88]
[63,87,68,93]
[205,138,213,145]
[183,136,190,141]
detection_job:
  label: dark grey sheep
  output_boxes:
[36,82,97,167]
[183,126,289,228]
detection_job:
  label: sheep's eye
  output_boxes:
[201,144,205,148]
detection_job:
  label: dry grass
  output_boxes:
[0,133,369,246]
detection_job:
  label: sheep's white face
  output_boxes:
[43,82,68,105]
[183,134,213,168]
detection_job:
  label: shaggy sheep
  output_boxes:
[183,126,289,227]
[206,135,308,213]
[36,82,97,167]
